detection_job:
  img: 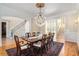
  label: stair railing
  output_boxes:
[11,20,27,37]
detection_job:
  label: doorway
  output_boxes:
[1,22,6,38]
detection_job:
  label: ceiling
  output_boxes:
[0,3,79,19]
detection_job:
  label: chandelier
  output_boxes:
[34,3,46,27]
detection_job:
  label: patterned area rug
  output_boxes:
[6,41,64,56]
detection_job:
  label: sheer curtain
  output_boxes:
[45,19,57,34]
[45,18,65,42]
[45,19,57,41]
[45,18,63,33]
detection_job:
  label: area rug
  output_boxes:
[6,41,64,56]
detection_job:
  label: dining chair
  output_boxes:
[25,32,31,38]
[41,34,47,54]
[51,33,55,45]
[32,32,36,37]
[37,32,40,36]
[14,35,33,56]
[46,33,52,50]
[33,34,47,55]
[25,33,28,38]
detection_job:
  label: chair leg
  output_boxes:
[39,48,42,56]
[52,41,54,45]
[50,41,53,47]
[48,42,51,49]
[29,47,35,56]
[47,43,49,50]
[45,44,48,52]
[39,46,46,56]
[44,45,48,54]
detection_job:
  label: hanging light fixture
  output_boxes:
[34,3,46,27]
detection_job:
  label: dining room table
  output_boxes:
[20,34,43,44]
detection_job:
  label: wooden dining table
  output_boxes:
[20,34,43,44]
[20,33,55,44]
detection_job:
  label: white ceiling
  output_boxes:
[0,3,79,19]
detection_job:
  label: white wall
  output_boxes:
[1,16,25,38]
[64,15,78,42]
[76,17,79,50]
[25,21,30,33]
[0,19,9,47]
[31,19,45,34]
[0,21,2,47]
[0,16,31,47]
[46,14,78,43]
[0,5,32,47]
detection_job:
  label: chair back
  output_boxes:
[42,34,47,40]
[52,33,55,37]
[32,32,36,37]
[51,33,55,42]
[25,33,28,38]
[41,34,47,46]
[47,32,52,44]
[25,32,31,38]
[14,35,21,55]
[37,32,40,36]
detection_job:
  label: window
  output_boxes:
[45,19,57,33]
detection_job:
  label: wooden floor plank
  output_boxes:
[64,41,78,56]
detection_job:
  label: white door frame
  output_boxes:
[0,19,9,47]
[0,19,9,39]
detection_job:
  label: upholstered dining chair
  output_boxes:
[25,33,28,38]
[46,32,55,49]
[25,32,31,38]
[33,34,47,55]
[14,35,33,56]
[46,33,52,50]
[32,32,36,37]
[37,32,40,36]
[51,33,55,45]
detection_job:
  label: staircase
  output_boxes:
[11,20,27,37]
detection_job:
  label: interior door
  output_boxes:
[2,22,6,38]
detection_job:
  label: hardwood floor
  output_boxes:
[64,41,78,56]
[0,35,79,56]
[56,32,78,56]
[0,38,16,56]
